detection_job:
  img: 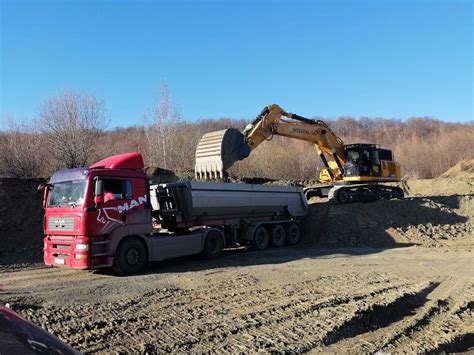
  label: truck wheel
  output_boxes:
[285,223,301,245]
[251,226,269,250]
[270,224,286,247]
[113,238,147,276]
[204,231,224,259]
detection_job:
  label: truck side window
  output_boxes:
[103,179,133,202]
[123,180,133,199]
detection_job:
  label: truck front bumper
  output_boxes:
[43,235,90,269]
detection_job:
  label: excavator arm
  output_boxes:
[195,104,345,181]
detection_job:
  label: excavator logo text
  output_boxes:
[289,127,309,135]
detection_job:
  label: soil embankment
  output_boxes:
[0,178,44,252]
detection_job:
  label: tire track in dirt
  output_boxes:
[6,272,427,353]
[317,270,474,352]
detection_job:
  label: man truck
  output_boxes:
[42,152,307,275]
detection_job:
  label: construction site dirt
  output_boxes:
[0,161,473,352]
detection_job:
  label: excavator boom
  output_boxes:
[195,104,345,180]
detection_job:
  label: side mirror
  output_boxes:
[94,180,104,205]
[39,183,52,208]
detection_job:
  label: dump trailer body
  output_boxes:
[150,181,307,230]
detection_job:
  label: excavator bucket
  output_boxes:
[194,128,250,179]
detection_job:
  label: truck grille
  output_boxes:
[48,216,74,231]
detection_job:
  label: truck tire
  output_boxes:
[204,231,224,259]
[251,226,269,250]
[270,224,285,247]
[112,238,147,276]
[285,223,301,245]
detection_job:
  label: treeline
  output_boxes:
[1,88,473,180]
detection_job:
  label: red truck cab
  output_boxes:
[43,152,152,273]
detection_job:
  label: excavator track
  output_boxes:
[305,184,404,204]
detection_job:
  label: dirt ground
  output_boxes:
[0,161,473,352]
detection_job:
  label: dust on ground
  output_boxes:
[0,162,473,352]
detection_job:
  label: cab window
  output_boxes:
[103,179,132,202]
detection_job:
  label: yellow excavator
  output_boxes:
[194,104,403,203]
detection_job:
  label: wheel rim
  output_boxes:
[255,229,268,249]
[126,248,140,265]
[273,227,285,246]
[209,237,218,253]
[288,226,300,244]
[338,190,349,203]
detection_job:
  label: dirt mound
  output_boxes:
[303,194,473,248]
[404,178,473,196]
[439,159,474,179]
[147,167,197,184]
[0,178,45,254]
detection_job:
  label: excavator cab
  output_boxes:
[343,144,399,182]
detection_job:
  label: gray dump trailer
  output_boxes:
[147,181,307,260]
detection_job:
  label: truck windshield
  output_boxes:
[48,181,87,208]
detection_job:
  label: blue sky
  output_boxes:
[1,0,472,127]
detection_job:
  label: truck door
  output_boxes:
[126,178,150,226]
[100,178,149,226]
[94,178,133,233]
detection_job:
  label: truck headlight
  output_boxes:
[75,243,89,251]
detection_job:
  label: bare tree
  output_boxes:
[0,119,47,178]
[39,91,109,168]
[144,82,181,169]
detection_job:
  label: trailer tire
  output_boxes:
[285,223,301,245]
[270,224,286,247]
[251,226,269,250]
[112,237,147,276]
[204,231,224,259]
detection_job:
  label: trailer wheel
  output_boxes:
[285,223,301,245]
[113,238,147,276]
[251,226,269,250]
[270,224,286,247]
[204,231,224,259]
